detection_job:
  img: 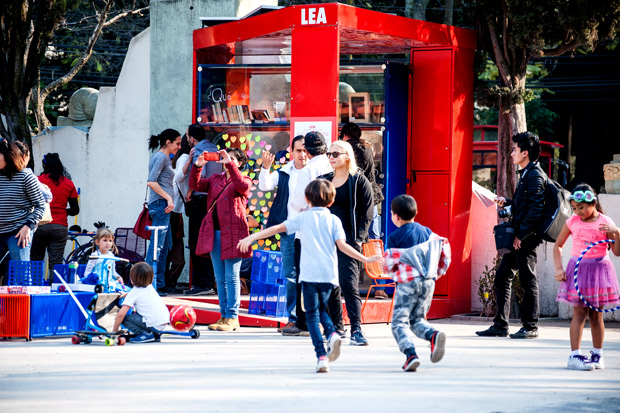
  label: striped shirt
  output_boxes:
[0,171,46,234]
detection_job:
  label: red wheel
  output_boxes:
[117,337,126,346]
[71,335,81,345]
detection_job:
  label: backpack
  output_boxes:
[537,168,572,242]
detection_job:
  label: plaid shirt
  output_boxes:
[383,237,451,284]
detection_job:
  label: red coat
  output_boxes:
[189,162,252,260]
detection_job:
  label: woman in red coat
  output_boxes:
[189,148,251,331]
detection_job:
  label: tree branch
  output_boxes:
[103,6,148,27]
[543,39,582,57]
[487,18,512,87]
[33,0,114,128]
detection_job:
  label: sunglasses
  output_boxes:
[326,152,347,159]
[569,190,597,203]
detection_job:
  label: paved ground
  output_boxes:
[1,319,619,412]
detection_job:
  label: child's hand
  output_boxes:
[555,269,567,282]
[120,292,128,298]
[600,223,620,239]
[365,255,384,265]
[237,235,255,253]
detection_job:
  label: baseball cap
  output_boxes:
[304,131,326,150]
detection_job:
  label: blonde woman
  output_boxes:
[319,140,374,346]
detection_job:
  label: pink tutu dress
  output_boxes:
[556,214,620,308]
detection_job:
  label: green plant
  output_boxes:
[476,256,501,317]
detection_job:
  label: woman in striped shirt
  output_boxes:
[0,138,45,262]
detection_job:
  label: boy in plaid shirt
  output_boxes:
[386,195,447,372]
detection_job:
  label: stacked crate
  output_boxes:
[248,250,287,317]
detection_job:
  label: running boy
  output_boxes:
[387,194,446,372]
[238,179,383,373]
[113,262,170,343]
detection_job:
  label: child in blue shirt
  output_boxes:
[239,179,382,373]
[388,194,446,372]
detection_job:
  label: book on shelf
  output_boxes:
[221,107,229,123]
[251,110,270,122]
[242,105,252,123]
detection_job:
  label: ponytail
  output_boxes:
[148,128,181,151]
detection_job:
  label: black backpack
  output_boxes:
[537,168,572,242]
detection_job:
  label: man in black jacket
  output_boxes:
[477,132,546,339]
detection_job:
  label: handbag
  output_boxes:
[133,187,152,239]
[494,222,516,256]
[38,203,53,225]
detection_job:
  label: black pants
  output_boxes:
[165,212,185,288]
[187,196,215,290]
[294,238,307,330]
[493,235,542,330]
[30,223,69,276]
[123,312,152,335]
[327,242,363,333]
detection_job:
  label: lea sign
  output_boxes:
[301,7,327,25]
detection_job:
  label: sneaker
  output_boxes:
[403,354,420,372]
[184,287,215,296]
[509,327,538,339]
[589,352,605,369]
[374,290,388,299]
[316,356,329,373]
[567,355,595,371]
[208,317,225,331]
[327,332,342,362]
[130,333,156,343]
[165,287,184,295]
[336,329,347,339]
[475,325,509,337]
[282,323,310,337]
[217,317,240,331]
[156,288,168,297]
[430,331,446,363]
[350,330,369,346]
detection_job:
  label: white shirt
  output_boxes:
[84,250,121,283]
[284,207,346,286]
[290,154,332,213]
[258,160,304,221]
[122,284,170,329]
[173,153,190,214]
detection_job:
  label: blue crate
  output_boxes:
[29,292,92,338]
[264,283,287,318]
[250,250,270,283]
[8,260,45,286]
[265,252,283,285]
[52,264,88,284]
[248,281,266,315]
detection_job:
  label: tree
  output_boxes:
[470,0,620,197]
[0,0,148,147]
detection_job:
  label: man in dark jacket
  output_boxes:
[477,132,546,339]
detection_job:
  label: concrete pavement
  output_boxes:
[1,318,619,412]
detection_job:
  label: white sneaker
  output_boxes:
[327,332,342,362]
[316,356,329,373]
[567,355,595,371]
[589,352,605,369]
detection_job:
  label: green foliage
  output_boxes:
[476,256,500,317]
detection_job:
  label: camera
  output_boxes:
[498,205,512,219]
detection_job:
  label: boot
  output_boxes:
[217,317,240,331]
[208,317,225,331]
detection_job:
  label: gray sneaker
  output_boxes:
[184,287,215,296]
[350,330,369,346]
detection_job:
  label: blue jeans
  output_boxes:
[280,232,297,323]
[302,281,336,358]
[0,229,32,262]
[211,230,242,319]
[145,199,172,290]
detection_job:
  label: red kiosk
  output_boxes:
[192,3,476,318]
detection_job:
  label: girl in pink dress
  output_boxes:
[554,184,620,371]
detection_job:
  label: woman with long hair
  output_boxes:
[31,153,80,274]
[189,148,252,331]
[146,129,181,296]
[0,138,46,265]
[320,140,374,346]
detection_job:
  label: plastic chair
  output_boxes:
[114,228,147,262]
[361,240,396,323]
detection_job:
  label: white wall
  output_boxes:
[470,192,620,321]
[32,28,151,239]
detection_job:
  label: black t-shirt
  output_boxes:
[329,182,353,239]
[212,204,220,231]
